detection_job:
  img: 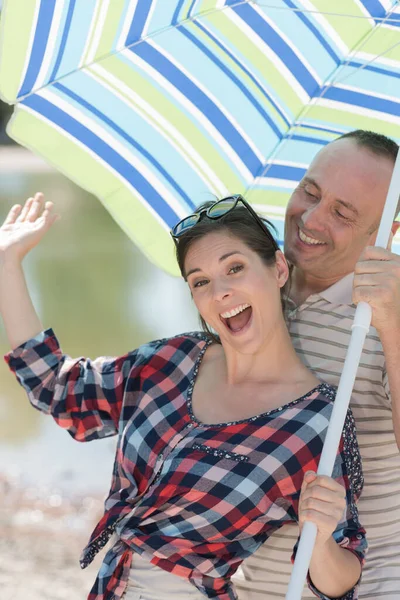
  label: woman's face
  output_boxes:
[184,231,289,354]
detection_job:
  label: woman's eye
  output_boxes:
[193,279,208,288]
[229,265,244,274]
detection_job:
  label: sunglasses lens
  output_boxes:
[173,215,200,237]
[208,198,237,218]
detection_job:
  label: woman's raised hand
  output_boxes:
[0,192,60,262]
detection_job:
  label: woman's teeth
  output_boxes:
[298,228,325,245]
[220,303,251,319]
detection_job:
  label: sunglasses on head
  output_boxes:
[170,194,278,247]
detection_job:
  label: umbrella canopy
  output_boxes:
[1,0,400,274]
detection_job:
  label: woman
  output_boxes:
[0,192,366,600]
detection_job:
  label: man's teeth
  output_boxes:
[298,228,325,245]
[221,304,250,319]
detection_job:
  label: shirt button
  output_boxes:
[187,422,194,428]
[158,453,163,461]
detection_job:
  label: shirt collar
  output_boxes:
[317,272,354,305]
[286,272,354,311]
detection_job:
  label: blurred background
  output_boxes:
[0,78,202,600]
[2,5,399,598]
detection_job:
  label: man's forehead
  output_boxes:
[309,139,393,175]
[305,141,393,198]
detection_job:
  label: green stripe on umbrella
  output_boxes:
[0,0,400,274]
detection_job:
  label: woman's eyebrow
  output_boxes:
[185,251,244,279]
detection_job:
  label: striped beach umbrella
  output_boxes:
[1,0,400,274]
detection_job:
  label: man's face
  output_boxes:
[284,138,395,282]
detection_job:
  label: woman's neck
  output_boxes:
[217,321,310,387]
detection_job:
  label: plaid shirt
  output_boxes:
[5,329,367,600]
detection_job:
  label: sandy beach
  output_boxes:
[0,475,107,600]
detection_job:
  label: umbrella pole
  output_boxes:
[285,151,400,600]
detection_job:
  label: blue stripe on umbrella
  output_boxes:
[290,134,327,145]
[359,0,389,19]
[283,0,340,64]
[387,14,400,27]
[126,0,155,46]
[227,0,320,97]
[187,0,199,19]
[22,93,182,227]
[53,82,197,211]
[181,26,284,139]
[266,164,306,180]
[300,124,344,135]
[49,0,77,82]
[360,0,400,26]
[18,0,57,98]
[324,86,400,116]
[347,61,400,78]
[131,41,263,176]
[172,0,186,25]
[193,20,290,128]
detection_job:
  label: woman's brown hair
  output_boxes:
[174,200,288,343]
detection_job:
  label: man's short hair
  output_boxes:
[336,129,400,218]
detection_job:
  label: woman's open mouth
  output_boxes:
[220,304,253,334]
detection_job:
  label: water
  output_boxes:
[0,169,199,496]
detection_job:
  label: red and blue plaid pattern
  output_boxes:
[5,329,367,600]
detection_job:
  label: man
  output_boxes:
[233,130,400,599]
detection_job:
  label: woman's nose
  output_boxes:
[212,282,232,302]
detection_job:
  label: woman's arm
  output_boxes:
[0,257,44,349]
[1,195,153,442]
[5,328,144,441]
[309,535,361,597]
[295,408,367,599]
[0,194,57,349]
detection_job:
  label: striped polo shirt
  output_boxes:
[233,273,400,600]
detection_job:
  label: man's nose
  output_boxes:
[301,203,326,231]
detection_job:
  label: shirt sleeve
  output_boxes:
[291,408,368,600]
[4,328,161,442]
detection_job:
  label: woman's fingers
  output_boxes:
[299,474,347,541]
[3,204,22,226]
[26,192,45,222]
[16,197,34,222]
[301,487,343,505]
[302,473,345,495]
[15,193,45,223]
[40,202,59,228]
[301,495,345,517]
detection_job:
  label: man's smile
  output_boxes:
[297,226,327,247]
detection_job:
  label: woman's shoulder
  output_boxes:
[169,330,211,344]
[146,330,210,347]
[315,382,338,403]
[135,331,211,359]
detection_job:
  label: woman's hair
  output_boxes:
[174,200,288,343]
